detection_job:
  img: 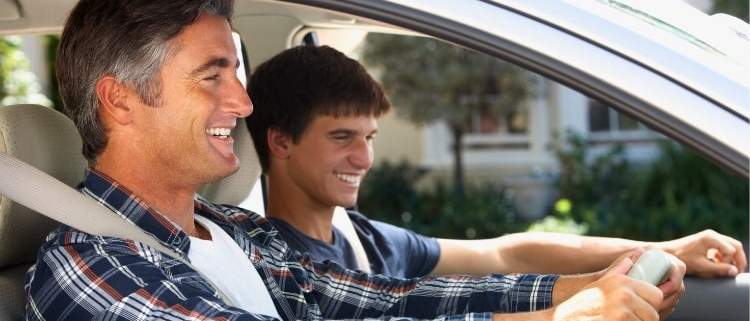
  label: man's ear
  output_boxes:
[95,75,134,125]
[267,128,293,160]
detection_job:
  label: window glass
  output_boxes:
[313,30,748,250]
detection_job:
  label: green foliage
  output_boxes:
[45,35,62,110]
[526,198,589,234]
[556,132,749,241]
[358,160,523,239]
[360,135,748,242]
[0,37,21,100]
[0,36,52,107]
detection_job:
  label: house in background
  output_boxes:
[370,75,664,219]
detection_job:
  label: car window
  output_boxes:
[311,29,749,253]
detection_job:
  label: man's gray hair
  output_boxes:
[57,0,234,162]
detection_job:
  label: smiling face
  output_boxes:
[282,114,377,209]
[132,14,252,187]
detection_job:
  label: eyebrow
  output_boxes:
[188,57,240,77]
[327,128,378,136]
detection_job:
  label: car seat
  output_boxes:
[0,104,87,321]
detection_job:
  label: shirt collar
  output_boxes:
[80,168,194,256]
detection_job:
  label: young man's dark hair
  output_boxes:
[57,0,232,162]
[246,45,391,172]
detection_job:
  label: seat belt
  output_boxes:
[0,152,235,305]
[332,206,371,273]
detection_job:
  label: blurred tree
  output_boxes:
[0,37,18,100]
[0,36,52,107]
[45,35,62,111]
[361,34,535,195]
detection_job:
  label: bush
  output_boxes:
[359,134,748,243]
[556,132,749,241]
[358,160,523,239]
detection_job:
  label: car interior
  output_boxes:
[0,1,748,321]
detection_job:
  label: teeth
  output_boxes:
[206,127,231,138]
[335,173,360,185]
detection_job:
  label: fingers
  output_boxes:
[599,274,662,321]
[628,289,661,321]
[657,277,677,296]
[728,237,747,273]
[659,281,684,313]
[706,232,736,260]
[659,258,686,293]
[705,232,746,276]
[605,249,643,278]
[689,230,747,277]
[658,281,684,320]
[602,271,664,311]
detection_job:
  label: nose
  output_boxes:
[224,76,253,118]
[349,137,374,170]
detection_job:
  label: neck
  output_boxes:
[94,153,202,238]
[265,174,336,244]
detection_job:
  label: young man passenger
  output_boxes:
[25,1,684,320]
[247,46,746,278]
[247,44,746,318]
[246,44,744,280]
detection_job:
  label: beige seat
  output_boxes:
[0,104,87,321]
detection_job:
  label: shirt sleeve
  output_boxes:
[301,251,558,319]
[365,217,441,278]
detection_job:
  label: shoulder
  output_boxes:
[347,209,420,238]
[36,225,178,267]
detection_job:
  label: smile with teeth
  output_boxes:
[206,127,232,139]
[335,173,361,185]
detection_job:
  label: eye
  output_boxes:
[366,134,376,143]
[331,134,351,143]
[333,135,349,141]
[203,74,220,82]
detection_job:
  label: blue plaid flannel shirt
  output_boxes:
[24,169,558,320]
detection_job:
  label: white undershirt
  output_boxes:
[188,215,281,318]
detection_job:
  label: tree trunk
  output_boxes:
[451,126,465,197]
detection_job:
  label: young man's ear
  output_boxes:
[95,75,134,125]
[267,128,293,160]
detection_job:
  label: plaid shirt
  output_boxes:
[24,169,557,320]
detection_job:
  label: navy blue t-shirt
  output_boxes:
[269,211,440,278]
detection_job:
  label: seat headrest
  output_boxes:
[199,117,262,206]
[0,104,87,267]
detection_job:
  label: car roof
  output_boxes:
[491,0,749,120]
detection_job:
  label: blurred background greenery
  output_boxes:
[359,134,749,242]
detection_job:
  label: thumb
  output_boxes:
[606,256,635,276]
